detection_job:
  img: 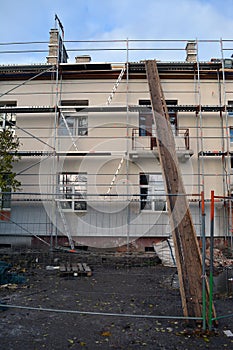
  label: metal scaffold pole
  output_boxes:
[220,39,233,251]
[208,190,215,330]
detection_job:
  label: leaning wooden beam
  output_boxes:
[145,60,216,325]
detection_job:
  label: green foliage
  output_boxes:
[0,129,21,193]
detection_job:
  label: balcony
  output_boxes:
[130,128,193,162]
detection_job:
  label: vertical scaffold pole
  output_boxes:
[209,190,215,330]
[201,191,207,331]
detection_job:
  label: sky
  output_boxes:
[1,0,233,64]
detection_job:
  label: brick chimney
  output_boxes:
[185,41,197,62]
[47,29,68,65]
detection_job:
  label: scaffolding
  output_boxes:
[0,36,233,250]
[0,26,233,246]
[0,20,233,328]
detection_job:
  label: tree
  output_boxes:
[0,129,21,209]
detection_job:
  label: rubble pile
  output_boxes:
[205,248,233,269]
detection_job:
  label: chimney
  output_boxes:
[75,55,92,63]
[47,29,68,65]
[185,41,197,62]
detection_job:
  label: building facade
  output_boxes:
[0,28,232,250]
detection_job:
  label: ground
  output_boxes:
[0,249,232,350]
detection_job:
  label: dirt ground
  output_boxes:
[0,249,233,350]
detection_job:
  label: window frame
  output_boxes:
[0,101,17,134]
[58,172,87,212]
[58,114,88,136]
[138,100,153,137]
[140,172,167,212]
[228,100,233,117]
[138,99,178,137]
[230,126,233,143]
[59,100,89,137]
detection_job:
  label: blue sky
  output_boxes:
[1,0,233,63]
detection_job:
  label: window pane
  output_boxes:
[140,173,166,212]
[58,116,75,136]
[228,100,233,116]
[0,102,17,133]
[1,192,11,209]
[59,173,87,211]
[0,113,16,132]
[74,201,87,211]
[58,115,88,136]
[154,200,166,211]
[230,128,233,142]
[78,116,88,136]
[60,201,72,210]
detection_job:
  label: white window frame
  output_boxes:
[58,114,88,136]
[0,101,17,134]
[140,173,167,212]
[58,173,87,212]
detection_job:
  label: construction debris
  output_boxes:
[205,249,233,269]
[0,261,26,285]
[153,239,176,267]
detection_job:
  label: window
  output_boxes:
[59,115,88,136]
[59,173,87,211]
[228,100,233,116]
[60,99,89,110]
[166,100,178,136]
[0,191,11,210]
[140,173,167,211]
[230,127,233,143]
[0,101,17,133]
[139,100,153,136]
[138,100,156,149]
[59,100,88,136]
[0,174,11,210]
[0,102,17,213]
[138,99,178,137]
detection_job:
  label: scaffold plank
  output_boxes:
[0,104,231,114]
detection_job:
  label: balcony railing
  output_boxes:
[132,128,190,151]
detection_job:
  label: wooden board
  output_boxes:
[145,60,216,325]
[59,263,92,277]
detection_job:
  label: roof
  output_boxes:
[0,60,232,81]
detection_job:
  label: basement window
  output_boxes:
[145,246,155,252]
[140,173,167,212]
[58,173,87,211]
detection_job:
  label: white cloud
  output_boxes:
[1,0,233,63]
[79,0,233,61]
